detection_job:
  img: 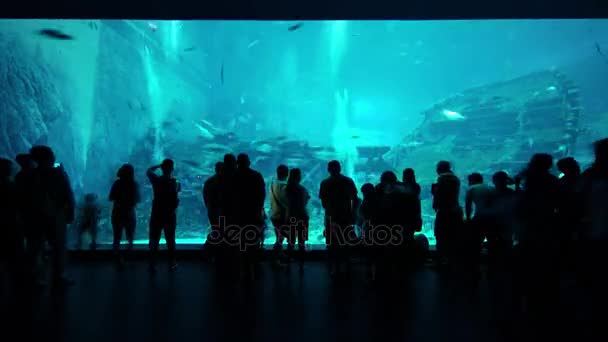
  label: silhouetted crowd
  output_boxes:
[2,137,608,318]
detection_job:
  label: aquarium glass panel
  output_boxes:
[1,19,607,248]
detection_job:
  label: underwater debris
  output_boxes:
[287,22,304,32]
[546,86,557,91]
[183,46,196,52]
[247,40,260,49]
[37,29,74,40]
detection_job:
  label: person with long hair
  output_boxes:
[109,163,140,267]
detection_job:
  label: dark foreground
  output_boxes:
[0,259,602,342]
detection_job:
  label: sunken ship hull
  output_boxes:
[385,70,582,186]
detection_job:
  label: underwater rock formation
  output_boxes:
[0,33,69,159]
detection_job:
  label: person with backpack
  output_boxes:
[29,145,75,288]
[147,159,180,272]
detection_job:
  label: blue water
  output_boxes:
[1,19,608,247]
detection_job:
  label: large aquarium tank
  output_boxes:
[1,19,608,248]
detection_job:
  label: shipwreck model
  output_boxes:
[385,70,583,185]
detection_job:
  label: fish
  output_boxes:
[183,46,196,52]
[37,29,74,40]
[595,42,608,64]
[182,160,201,167]
[402,141,423,148]
[351,135,360,139]
[193,121,215,139]
[240,95,245,104]
[546,86,557,91]
[162,121,175,129]
[206,144,231,153]
[148,22,158,32]
[287,22,304,32]
[220,63,224,85]
[247,40,260,49]
[441,109,466,120]
[256,144,274,154]
[88,22,98,31]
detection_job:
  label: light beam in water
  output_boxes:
[328,20,349,80]
[333,88,359,183]
[142,44,165,161]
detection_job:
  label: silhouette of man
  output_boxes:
[0,158,22,289]
[556,157,582,268]
[431,160,462,266]
[319,160,357,277]
[491,171,516,267]
[578,138,608,335]
[147,159,180,272]
[516,153,560,315]
[234,153,266,280]
[203,162,223,255]
[109,163,140,265]
[269,164,289,265]
[359,183,378,280]
[29,145,75,287]
[14,153,39,282]
[465,173,496,260]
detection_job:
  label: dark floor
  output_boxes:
[0,258,602,342]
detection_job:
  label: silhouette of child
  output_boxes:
[77,193,101,250]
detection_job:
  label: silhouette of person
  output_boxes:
[14,153,39,283]
[147,159,180,272]
[285,168,309,268]
[556,157,582,268]
[234,153,266,281]
[76,193,101,250]
[491,171,516,269]
[0,158,22,289]
[203,161,224,257]
[402,168,421,197]
[29,145,75,287]
[577,138,608,335]
[109,163,140,265]
[465,173,496,265]
[515,153,560,315]
[359,183,378,280]
[319,160,357,278]
[375,171,403,278]
[431,161,462,266]
[217,154,238,267]
[269,164,289,266]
